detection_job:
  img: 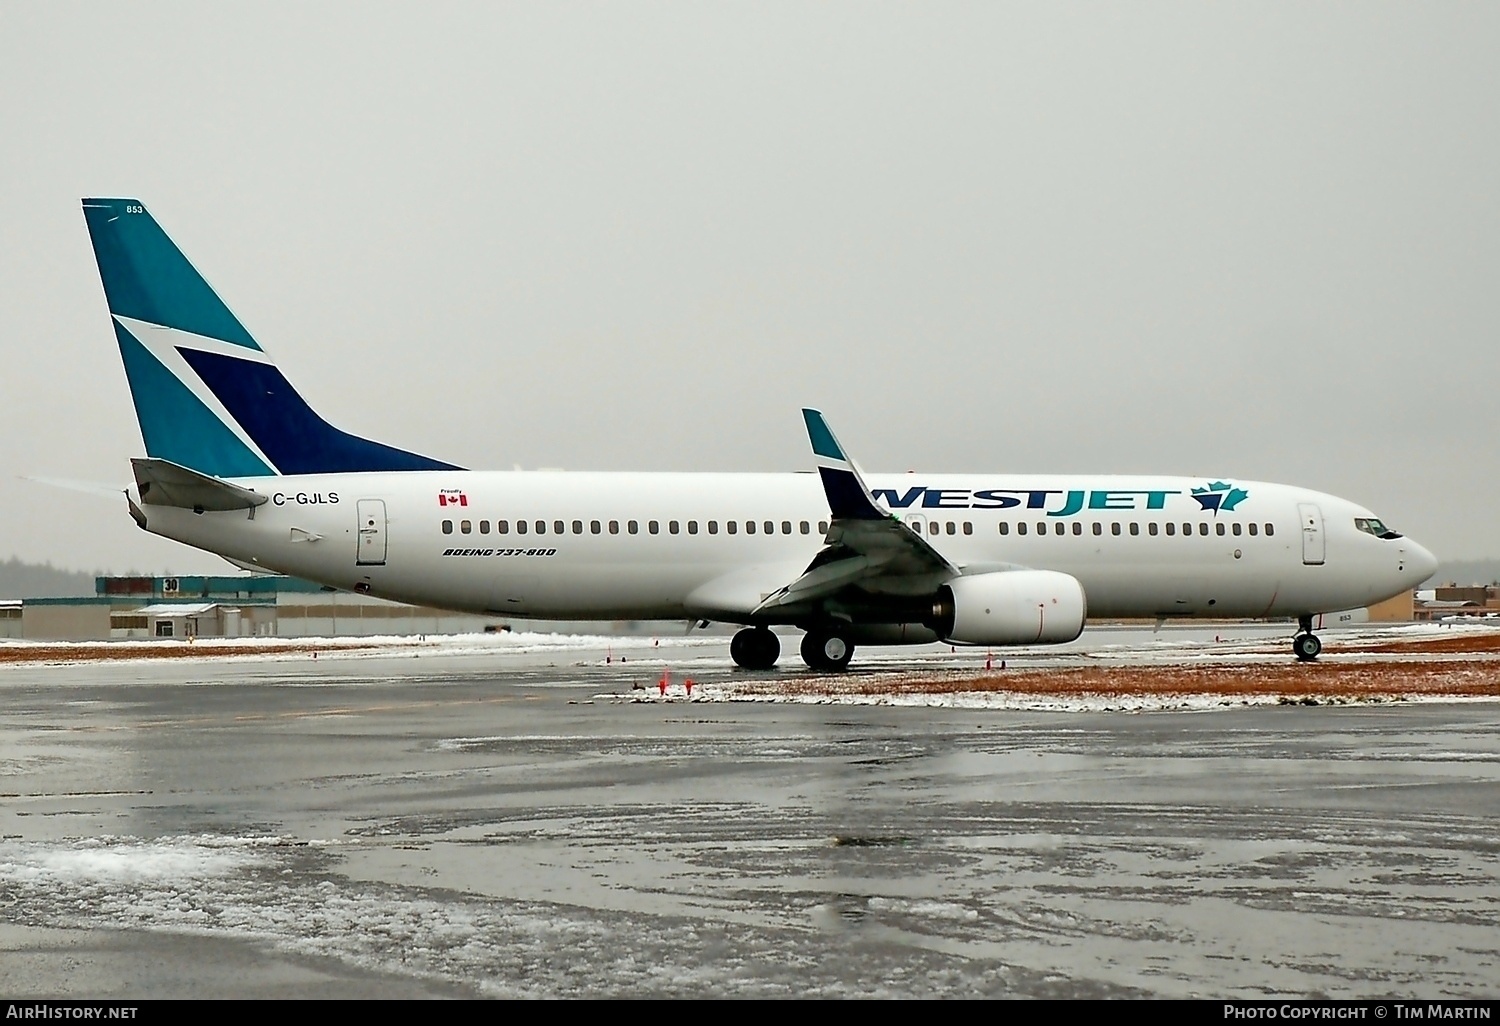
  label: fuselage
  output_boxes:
[135,470,1435,629]
[82,198,1441,667]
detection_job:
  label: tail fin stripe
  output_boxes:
[115,321,275,477]
[179,347,461,475]
[114,316,282,472]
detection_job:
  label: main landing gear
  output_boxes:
[1293,615,1322,662]
[730,627,780,670]
[729,626,858,672]
[800,627,854,672]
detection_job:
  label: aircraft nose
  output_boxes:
[1406,540,1438,583]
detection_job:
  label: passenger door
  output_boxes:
[356,499,388,566]
[1297,503,1325,566]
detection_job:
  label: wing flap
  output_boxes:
[753,553,884,613]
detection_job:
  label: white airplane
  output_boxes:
[80,198,1437,670]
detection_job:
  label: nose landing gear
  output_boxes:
[1293,615,1322,662]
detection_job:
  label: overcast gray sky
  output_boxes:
[2,2,1496,575]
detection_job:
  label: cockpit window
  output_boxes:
[1355,517,1403,540]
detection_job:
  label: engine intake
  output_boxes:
[929,570,1086,646]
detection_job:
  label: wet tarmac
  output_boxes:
[1,638,1497,998]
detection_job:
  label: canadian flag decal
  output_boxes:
[438,490,468,507]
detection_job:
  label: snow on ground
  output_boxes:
[0,834,271,885]
[0,628,722,664]
[0,830,861,998]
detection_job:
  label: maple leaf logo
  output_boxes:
[1190,481,1249,514]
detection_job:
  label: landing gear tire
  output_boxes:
[1293,632,1322,662]
[730,627,780,670]
[800,628,854,672]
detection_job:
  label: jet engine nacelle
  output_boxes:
[929,570,1087,646]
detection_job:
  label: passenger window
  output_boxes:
[670,521,680,535]
[1198,523,1208,536]
[708,521,718,535]
[1182,522,1192,536]
[590,520,601,535]
[649,520,660,535]
[1071,522,1081,536]
[479,520,490,534]
[1147,522,1158,536]
[1092,522,1102,536]
[1053,523,1064,536]
[1129,522,1139,536]
[999,522,1010,536]
[1036,522,1047,535]
[764,521,775,535]
[554,520,565,535]
[930,522,941,536]
[609,520,620,534]
[1265,523,1275,537]
[461,520,473,534]
[442,520,453,535]
[819,521,829,534]
[1232,522,1242,536]
[782,521,792,534]
[530,521,541,535]
[497,520,509,534]
[964,522,973,535]
[628,520,639,534]
[688,521,699,535]
[946,522,956,535]
[800,521,810,535]
[1215,523,1225,536]
[1111,522,1121,536]
[746,521,756,535]
[572,520,583,534]
[1248,523,1258,536]
[1165,522,1175,536]
[1017,522,1028,536]
[727,521,737,535]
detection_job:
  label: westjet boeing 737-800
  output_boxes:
[80,198,1437,670]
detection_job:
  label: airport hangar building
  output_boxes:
[4,575,508,641]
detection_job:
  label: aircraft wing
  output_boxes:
[753,410,958,614]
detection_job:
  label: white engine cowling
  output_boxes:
[929,570,1087,646]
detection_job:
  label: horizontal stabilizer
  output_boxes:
[218,555,279,575]
[20,474,131,501]
[132,458,269,511]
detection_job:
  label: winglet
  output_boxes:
[801,409,888,522]
[802,408,846,461]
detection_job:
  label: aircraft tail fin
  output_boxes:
[81,198,462,478]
